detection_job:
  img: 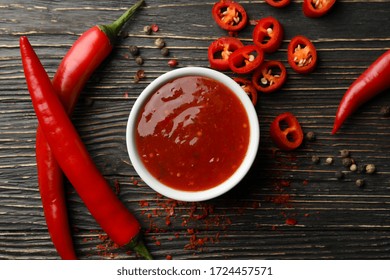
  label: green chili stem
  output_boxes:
[128,236,153,260]
[99,0,145,42]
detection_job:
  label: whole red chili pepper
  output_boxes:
[21,36,152,259]
[252,16,284,53]
[212,0,248,33]
[34,0,144,260]
[270,112,304,151]
[303,0,336,18]
[332,50,390,134]
[208,37,244,71]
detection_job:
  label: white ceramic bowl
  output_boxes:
[126,67,259,202]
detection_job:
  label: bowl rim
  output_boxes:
[126,66,259,202]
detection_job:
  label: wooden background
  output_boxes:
[1,0,390,260]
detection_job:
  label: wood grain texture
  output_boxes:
[1,0,390,260]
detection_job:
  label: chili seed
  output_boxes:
[365,164,376,174]
[305,131,316,142]
[135,56,144,65]
[161,47,170,56]
[356,178,365,188]
[154,38,165,49]
[128,45,139,56]
[143,25,152,34]
[340,149,350,158]
[350,163,357,172]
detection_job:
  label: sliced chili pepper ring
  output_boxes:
[287,35,317,74]
[265,0,291,8]
[252,60,287,94]
[270,112,304,151]
[228,45,264,74]
[252,16,284,53]
[212,0,248,32]
[233,77,258,106]
[303,0,336,18]
[208,37,244,71]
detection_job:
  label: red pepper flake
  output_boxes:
[166,255,172,260]
[151,23,159,32]
[286,218,297,225]
[139,200,149,207]
[271,194,291,204]
[155,240,161,246]
[165,216,171,226]
[123,92,129,99]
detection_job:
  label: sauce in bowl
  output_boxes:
[135,75,250,192]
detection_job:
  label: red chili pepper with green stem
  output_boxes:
[21,35,152,259]
[34,0,144,259]
[332,50,390,134]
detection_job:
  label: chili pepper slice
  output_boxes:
[208,37,244,71]
[287,35,317,74]
[270,112,304,151]
[332,50,390,134]
[303,0,336,18]
[265,0,291,8]
[233,77,258,106]
[252,16,284,53]
[20,36,152,260]
[252,60,287,94]
[34,0,144,260]
[228,45,264,74]
[212,0,248,32]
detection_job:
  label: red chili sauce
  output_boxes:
[136,75,250,192]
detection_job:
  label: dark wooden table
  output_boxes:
[1,0,390,260]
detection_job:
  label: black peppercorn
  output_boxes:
[128,45,139,56]
[356,178,365,188]
[342,157,353,167]
[161,47,169,56]
[135,56,144,65]
[340,149,350,158]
